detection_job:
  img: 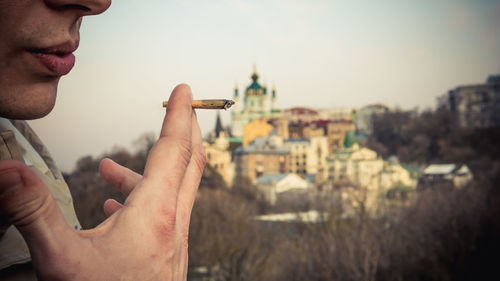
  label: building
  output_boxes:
[326,120,355,153]
[417,164,473,190]
[284,138,309,176]
[233,137,290,181]
[242,119,273,146]
[446,75,500,128]
[302,122,325,138]
[282,107,320,124]
[318,107,355,121]
[261,105,356,155]
[379,157,417,192]
[231,67,281,137]
[326,138,384,189]
[271,118,289,140]
[203,113,234,186]
[255,173,310,205]
[326,135,418,217]
[284,136,328,181]
[280,107,321,139]
[354,104,390,135]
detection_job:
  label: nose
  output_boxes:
[44,0,111,16]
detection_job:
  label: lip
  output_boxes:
[27,41,78,76]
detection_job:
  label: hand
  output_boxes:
[0,84,206,280]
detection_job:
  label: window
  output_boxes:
[256,170,263,178]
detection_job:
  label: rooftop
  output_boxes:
[234,137,289,155]
[255,173,289,185]
[423,164,456,175]
[285,138,310,143]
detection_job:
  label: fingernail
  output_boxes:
[0,169,23,197]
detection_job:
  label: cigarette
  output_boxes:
[162,99,235,110]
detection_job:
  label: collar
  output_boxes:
[0,118,51,176]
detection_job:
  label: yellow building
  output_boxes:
[284,136,328,181]
[379,157,416,191]
[242,119,273,146]
[326,143,384,189]
[326,132,417,216]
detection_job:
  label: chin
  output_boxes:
[22,98,57,120]
[0,79,59,120]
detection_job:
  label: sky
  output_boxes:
[29,0,500,171]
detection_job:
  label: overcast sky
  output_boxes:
[29,0,500,171]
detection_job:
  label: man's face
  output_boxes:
[0,0,110,120]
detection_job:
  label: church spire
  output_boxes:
[251,64,259,82]
[233,82,239,98]
[271,84,277,110]
[215,111,223,138]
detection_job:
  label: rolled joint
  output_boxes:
[162,99,235,110]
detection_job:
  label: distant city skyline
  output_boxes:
[29,0,500,171]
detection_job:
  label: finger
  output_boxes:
[177,111,205,221]
[99,158,142,196]
[138,84,193,203]
[173,112,205,276]
[173,112,205,279]
[0,160,74,261]
[103,199,123,217]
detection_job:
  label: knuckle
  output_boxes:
[153,204,177,238]
[160,136,193,168]
[0,164,54,228]
[177,139,193,166]
[8,190,53,228]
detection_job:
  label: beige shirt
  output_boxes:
[0,119,81,280]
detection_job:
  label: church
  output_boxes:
[231,67,281,138]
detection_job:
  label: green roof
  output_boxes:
[246,70,266,95]
[344,131,356,148]
[247,81,262,90]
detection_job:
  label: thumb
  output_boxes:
[0,160,73,259]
